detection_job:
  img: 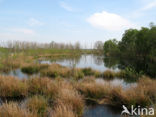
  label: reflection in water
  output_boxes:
[39,54,120,72]
[95,78,137,89]
[2,69,39,79]
[83,105,121,117]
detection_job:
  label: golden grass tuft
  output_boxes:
[75,81,111,100]
[27,77,58,98]
[0,76,28,97]
[55,81,84,116]
[0,103,37,117]
[25,95,48,116]
[51,103,77,117]
[41,63,71,78]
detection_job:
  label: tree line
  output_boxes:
[103,23,156,77]
[0,41,81,51]
[104,23,156,60]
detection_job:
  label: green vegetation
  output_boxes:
[103,24,156,77]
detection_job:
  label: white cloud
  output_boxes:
[87,11,137,31]
[28,18,44,26]
[59,1,73,12]
[10,28,35,34]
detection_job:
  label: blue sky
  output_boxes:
[0,0,156,47]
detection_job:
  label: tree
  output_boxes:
[103,39,119,56]
[94,41,103,51]
[119,29,138,57]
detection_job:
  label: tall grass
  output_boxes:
[56,88,84,116]
[41,64,71,78]
[0,103,37,117]
[51,103,77,117]
[75,81,111,101]
[0,76,28,98]
[27,77,58,98]
[25,95,48,116]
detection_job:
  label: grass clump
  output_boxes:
[21,65,40,74]
[102,70,115,78]
[55,81,84,116]
[25,95,48,116]
[76,81,111,101]
[0,76,28,98]
[109,77,156,108]
[72,68,84,80]
[27,77,58,98]
[0,103,37,117]
[82,67,101,77]
[51,103,77,117]
[41,63,71,78]
[21,64,48,74]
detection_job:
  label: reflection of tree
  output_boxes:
[103,57,120,69]
[93,55,103,65]
[118,58,156,77]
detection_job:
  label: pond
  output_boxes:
[39,54,120,72]
[1,69,39,79]
[83,105,121,117]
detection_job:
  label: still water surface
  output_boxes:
[39,54,120,72]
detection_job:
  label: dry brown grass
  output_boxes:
[109,77,156,108]
[137,76,156,102]
[25,95,48,116]
[51,103,77,117]
[0,103,37,117]
[75,81,112,101]
[27,77,58,98]
[55,81,84,116]
[41,63,71,78]
[0,76,28,98]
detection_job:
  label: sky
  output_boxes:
[0,0,156,47]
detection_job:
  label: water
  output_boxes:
[2,69,39,79]
[83,105,121,117]
[39,54,119,72]
[95,78,137,89]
